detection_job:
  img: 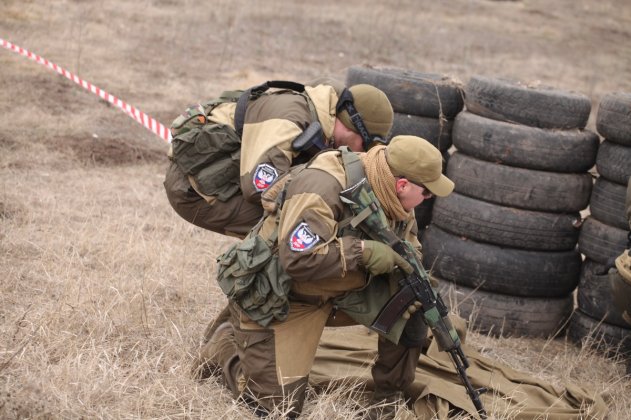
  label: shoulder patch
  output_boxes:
[289,222,320,252]
[253,163,279,192]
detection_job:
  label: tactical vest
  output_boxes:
[169,81,319,202]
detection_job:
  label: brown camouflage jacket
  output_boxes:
[260,149,421,302]
[206,84,340,205]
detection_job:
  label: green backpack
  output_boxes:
[169,90,243,202]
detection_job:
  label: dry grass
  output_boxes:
[2,0,631,418]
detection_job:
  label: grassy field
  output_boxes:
[1,0,631,418]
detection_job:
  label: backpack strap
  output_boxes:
[340,146,366,188]
[200,90,244,116]
[234,80,317,137]
[338,147,371,231]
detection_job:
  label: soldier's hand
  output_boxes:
[401,301,422,320]
[361,240,413,275]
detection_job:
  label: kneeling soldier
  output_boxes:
[194,135,454,418]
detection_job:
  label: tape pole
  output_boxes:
[0,37,172,143]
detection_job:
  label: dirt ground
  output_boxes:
[1,0,631,418]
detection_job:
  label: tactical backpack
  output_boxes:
[169,81,321,202]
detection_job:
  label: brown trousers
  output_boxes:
[163,162,263,238]
[215,301,422,417]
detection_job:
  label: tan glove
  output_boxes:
[361,240,413,276]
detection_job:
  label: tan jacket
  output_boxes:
[269,150,421,303]
[205,84,340,204]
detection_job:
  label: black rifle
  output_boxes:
[340,178,488,419]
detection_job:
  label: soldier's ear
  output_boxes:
[395,178,408,194]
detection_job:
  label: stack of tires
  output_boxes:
[345,65,464,234]
[572,92,631,357]
[423,76,599,338]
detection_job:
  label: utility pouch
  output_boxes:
[193,149,241,200]
[172,123,241,175]
[170,105,242,201]
[217,234,292,327]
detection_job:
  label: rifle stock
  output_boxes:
[340,178,488,419]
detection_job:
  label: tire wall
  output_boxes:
[424,76,601,338]
[572,92,631,358]
[346,68,631,348]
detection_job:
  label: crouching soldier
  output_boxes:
[193,136,454,418]
[164,79,394,238]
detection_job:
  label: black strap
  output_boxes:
[234,80,306,137]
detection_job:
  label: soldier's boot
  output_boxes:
[366,389,406,420]
[192,321,236,380]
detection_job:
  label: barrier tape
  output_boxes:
[0,37,172,143]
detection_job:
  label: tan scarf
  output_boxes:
[360,145,410,221]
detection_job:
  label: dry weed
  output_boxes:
[2,153,628,417]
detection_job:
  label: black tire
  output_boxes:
[577,259,629,328]
[435,278,573,338]
[448,152,593,213]
[421,224,582,297]
[390,113,453,152]
[578,217,630,265]
[452,111,599,172]
[345,65,464,118]
[589,177,630,230]
[596,92,631,146]
[568,310,631,358]
[432,192,581,251]
[464,75,591,129]
[595,140,631,186]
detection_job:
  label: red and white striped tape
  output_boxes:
[0,37,172,143]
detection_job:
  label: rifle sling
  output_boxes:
[350,206,374,228]
[337,147,372,231]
